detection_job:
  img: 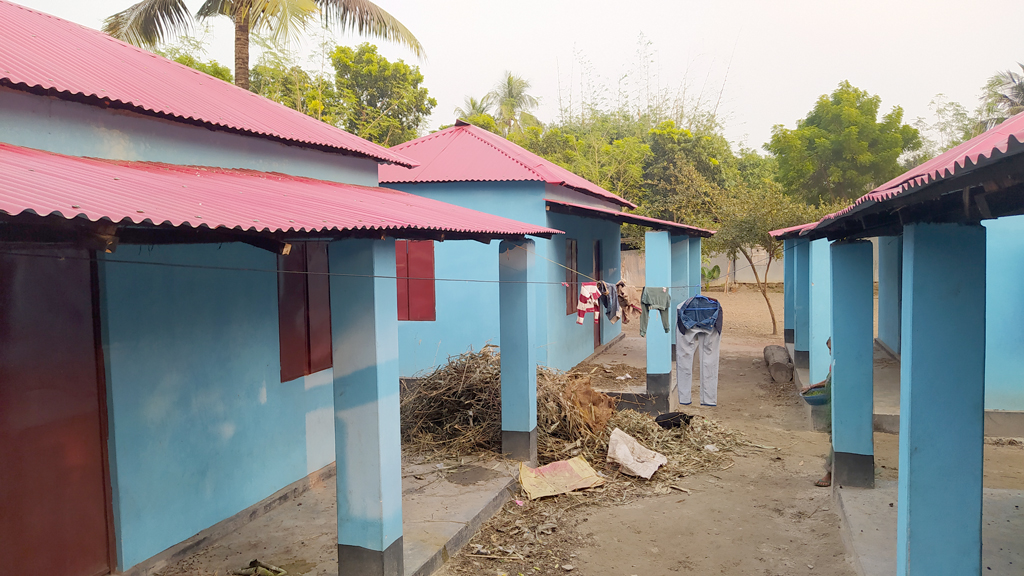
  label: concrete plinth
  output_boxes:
[784,238,795,344]
[830,241,874,488]
[897,223,986,576]
[498,240,538,466]
[329,239,404,576]
[644,231,673,412]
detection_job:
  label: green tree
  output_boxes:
[766,81,921,203]
[980,63,1024,130]
[488,72,540,136]
[156,32,233,82]
[103,0,422,91]
[249,35,340,123]
[454,95,494,119]
[459,113,501,134]
[709,150,843,335]
[907,95,983,167]
[332,43,436,146]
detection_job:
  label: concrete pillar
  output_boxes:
[784,238,795,344]
[670,235,690,312]
[793,238,810,367]
[877,235,903,356]
[808,238,833,385]
[499,239,538,465]
[830,241,874,488]
[645,231,673,412]
[897,223,986,576]
[329,239,403,576]
[688,236,702,297]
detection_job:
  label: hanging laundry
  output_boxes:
[576,282,601,325]
[616,280,641,324]
[676,296,724,406]
[598,281,621,324]
[639,287,672,337]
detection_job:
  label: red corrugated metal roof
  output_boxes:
[546,200,714,237]
[0,142,561,238]
[768,222,817,239]
[0,0,416,167]
[379,121,637,209]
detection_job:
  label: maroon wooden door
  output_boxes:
[0,248,112,576]
[593,241,602,348]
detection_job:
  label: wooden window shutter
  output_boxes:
[306,241,333,373]
[565,238,578,315]
[396,240,411,321]
[407,240,436,321]
[278,242,309,381]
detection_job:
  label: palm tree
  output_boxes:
[103,0,423,91]
[487,72,539,136]
[980,63,1024,129]
[453,95,493,119]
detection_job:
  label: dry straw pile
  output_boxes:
[401,349,742,494]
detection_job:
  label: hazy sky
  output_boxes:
[13,0,1024,148]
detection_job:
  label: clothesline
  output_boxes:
[0,243,785,290]
[0,249,706,289]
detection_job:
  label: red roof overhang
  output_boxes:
[546,199,714,237]
[380,122,637,209]
[0,0,417,167]
[0,143,562,244]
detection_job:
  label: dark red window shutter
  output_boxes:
[279,243,309,382]
[306,241,333,373]
[395,240,411,321]
[407,240,436,321]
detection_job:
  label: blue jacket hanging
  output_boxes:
[677,295,723,334]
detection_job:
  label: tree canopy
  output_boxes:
[766,81,921,203]
[331,43,436,146]
[104,0,422,90]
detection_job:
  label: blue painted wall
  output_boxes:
[544,212,622,372]
[383,181,622,375]
[0,86,378,186]
[784,239,794,336]
[984,215,1024,411]
[794,239,811,355]
[808,239,833,383]
[645,231,673,375]
[688,237,702,297]
[670,236,690,312]
[98,243,335,570]
[877,235,902,354]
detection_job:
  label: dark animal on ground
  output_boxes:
[654,412,693,429]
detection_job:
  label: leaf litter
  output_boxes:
[401,349,749,573]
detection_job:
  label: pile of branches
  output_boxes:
[401,349,743,488]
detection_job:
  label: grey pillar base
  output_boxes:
[338,537,403,576]
[784,328,794,344]
[833,451,874,488]
[810,404,832,432]
[644,372,672,414]
[794,349,809,368]
[502,428,538,466]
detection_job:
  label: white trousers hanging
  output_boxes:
[676,325,721,406]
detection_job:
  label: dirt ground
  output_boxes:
[437,285,1024,576]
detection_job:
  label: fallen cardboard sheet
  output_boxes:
[519,456,605,499]
[606,428,667,479]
